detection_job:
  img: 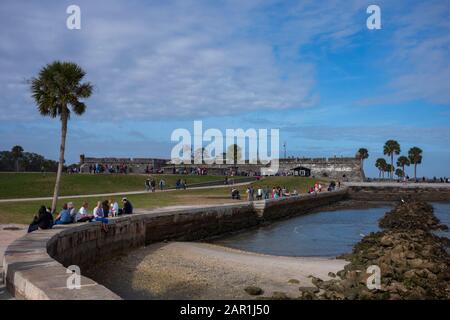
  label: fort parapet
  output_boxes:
[78,154,365,181]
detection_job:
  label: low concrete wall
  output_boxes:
[347,184,450,201]
[2,190,346,300]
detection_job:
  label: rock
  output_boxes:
[244,286,264,296]
[299,286,319,294]
[271,291,289,299]
[328,272,336,278]
[306,201,450,300]
[288,279,300,284]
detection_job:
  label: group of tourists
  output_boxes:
[145,178,166,192]
[242,186,299,201]
[88,163,129,174]
[234,181,341,201]
[28,198,134,233]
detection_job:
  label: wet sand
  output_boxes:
[86,242,347,300]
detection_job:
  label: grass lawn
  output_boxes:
[0,173,235,199]
[0,176,324,224]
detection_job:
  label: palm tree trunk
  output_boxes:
[390,154,394,180]
[51,112,68,213]
[414,163,417,180]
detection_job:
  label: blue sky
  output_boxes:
[0,0,449,177]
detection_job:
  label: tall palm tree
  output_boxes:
[396,156,410,178]
[408,147,423,181]
[357,148,369,169]
[31,61,93,212]
[375,158,387,179]
[383,140,401,180]
[11,145,24,172]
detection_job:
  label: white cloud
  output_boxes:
[0,0,369,121]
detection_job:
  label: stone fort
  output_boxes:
[79,154,365,181]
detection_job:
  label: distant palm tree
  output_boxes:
[375,158,387,178]
[11,145,24,172]
[227,144,242,165]
[357,148,369,170]
[408,147,423,181]
[395,168,404,178]
[385,164,394,179]
[383,140,401,180]
[396,156,410,178]
[31,61,93,212]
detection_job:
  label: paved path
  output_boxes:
[0,224,27,300]
[0,181,252,204]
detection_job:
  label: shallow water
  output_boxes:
[212,202,450,257]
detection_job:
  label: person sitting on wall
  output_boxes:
[76,202,93,222]
[102,199,110,218]
[93,201,108,232]
[67,202,77,222]
[122,197,133,214]
[54,203,73,225]
[28,205,54,233]
[110,199,119,217]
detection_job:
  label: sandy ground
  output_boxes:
[0,224,27,300]
[86,242,347,300]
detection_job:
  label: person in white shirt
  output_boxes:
[76,202,93,222]
[93,201,108,232]
[110,199,119,217]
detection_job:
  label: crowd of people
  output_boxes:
[87,163,130,174]
[27,198,134,233]
[236,181,340,201]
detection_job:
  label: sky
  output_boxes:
[0,0,449,177]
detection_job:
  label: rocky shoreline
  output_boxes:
[299,201,450,300]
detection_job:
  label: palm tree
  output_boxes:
[31,61,93,212]
[396,156,410,178]
[357,148,369,169]
[383,140,401,180]
[395,168,404,178]
[375,158,387,179]
[11,145,24,172]
[227,144,242,164]
[408,147,423,181]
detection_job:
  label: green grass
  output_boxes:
[0,173,232,199]
[0,176,323,224]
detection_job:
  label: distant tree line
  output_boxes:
[374,140,423,180]
[357,141,423,180]
[0,145,59,172]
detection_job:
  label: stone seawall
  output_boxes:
[3,190,347,300]
[347,184,450,201]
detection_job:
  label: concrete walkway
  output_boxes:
[0,224,27,300]
[0,181,252,204]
